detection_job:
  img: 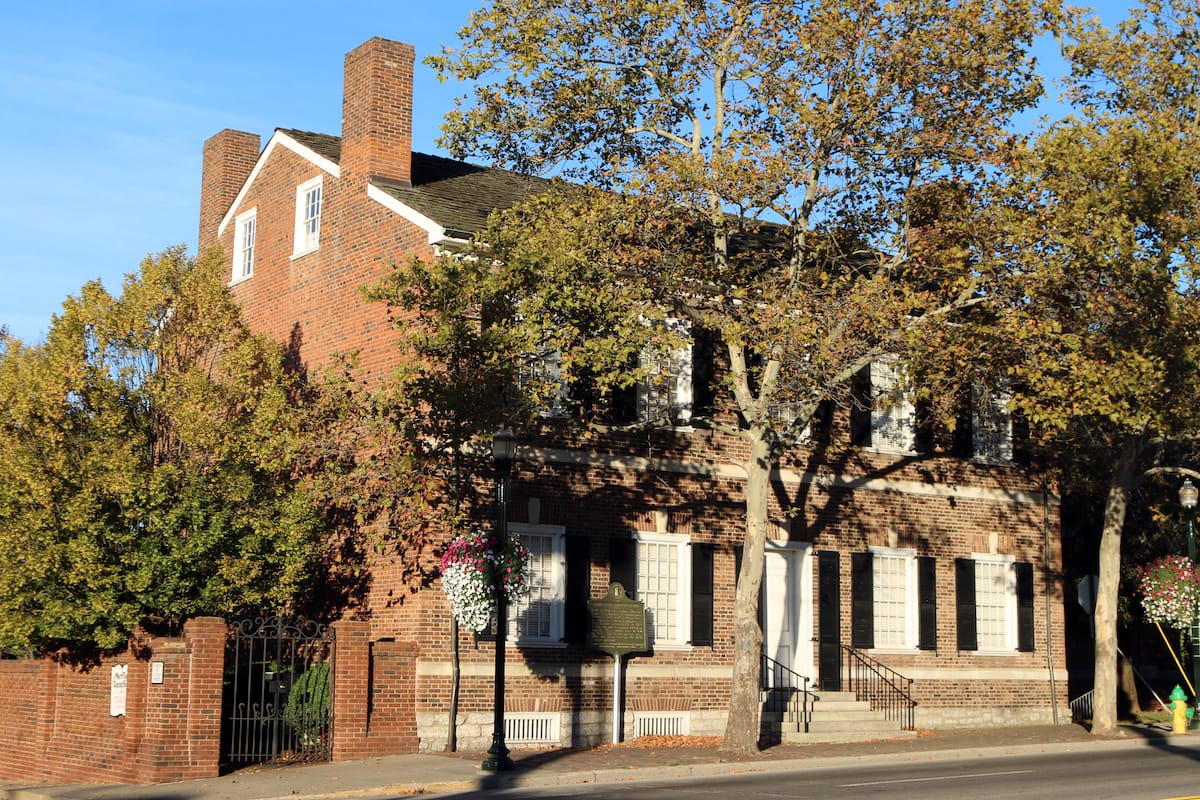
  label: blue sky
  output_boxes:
[0,1,1127,344]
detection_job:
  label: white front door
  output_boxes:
[762,545,813,683]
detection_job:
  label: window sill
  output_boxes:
[230,274,253,287]
[970,456,1015,467]
[512,640,568,650]
[860,445,918,457]
[648,642,692,653]
[290,246,319,260]
[967,649,1018,657]
[869,646,919,655]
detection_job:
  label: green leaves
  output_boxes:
[0,248,325,654]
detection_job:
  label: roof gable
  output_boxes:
[217,129,341,237]
[217,126,546,243]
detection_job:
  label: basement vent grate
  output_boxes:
[505,712,560,745]
[635,712,689,739]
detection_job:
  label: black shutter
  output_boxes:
[851,552,874,649]
[1011,408,1032,465]
[690,543,715,646]
[692,327,718,417]
[915,398,934,454]
[1016,561,1035,652]
[609,537,636,598]
[817,551,842,691]
[956,558,978,651]
[565,535,591,644]
[952,392,974,458]
[918,556,937,650]
[850,366,872,446]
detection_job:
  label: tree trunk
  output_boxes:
[1091,430,1145,735]
[721,433,771,755]
[1117,650,1141,716]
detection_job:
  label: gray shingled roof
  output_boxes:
[278,128,547,238]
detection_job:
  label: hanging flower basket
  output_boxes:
[440,528,531,633]
[1139,554,1200,630]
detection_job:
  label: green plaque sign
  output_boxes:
[588,583,648,657]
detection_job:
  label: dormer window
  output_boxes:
[232,208,256,283]
[293,176,323,256]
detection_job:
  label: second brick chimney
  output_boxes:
[341,37,416,187]
[198,129,261,254]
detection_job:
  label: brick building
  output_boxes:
[198,37,1068,752]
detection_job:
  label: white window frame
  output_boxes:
[292,176,323,257]
[971,386,1014,464]
[507,523,566,647]
[631,531,691,649]
[868,358,917,454]
[869,546,919,651]
[637,317,693,426]
[972,553,1017,653]
[519,346,569,419]
[231,207,257,284]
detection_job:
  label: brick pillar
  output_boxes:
[198,129,260,253]
[183,616,227,778]
[330,620,372,762]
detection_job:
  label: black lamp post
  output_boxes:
[483,427,516,772]
[1181,477,1200,725]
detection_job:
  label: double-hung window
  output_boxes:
[971,386,1014,464]
[518,346,569,419]
[507,523,565,645]
[293,176,323,256]
[232,208,257,282]
[956,555,1035,653]
[852,358,917,453]
[636,318,693,426]
[610,532,695,649]
[851,549,936,651]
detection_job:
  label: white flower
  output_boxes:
[440,528,531,633]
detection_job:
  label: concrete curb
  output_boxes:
[6,730,1199,800]
[256,733,1200,800]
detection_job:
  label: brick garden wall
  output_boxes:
[0,617,421,785]
[0,616,225,785]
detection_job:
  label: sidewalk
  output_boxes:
[2,723,1195,800]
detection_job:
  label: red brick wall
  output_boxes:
[0,617,225,785]
[330,621,420,760]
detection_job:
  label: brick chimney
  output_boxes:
[198,129,261,254]
[341,38,416,187]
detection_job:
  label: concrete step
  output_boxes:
[809,708,896,723]
[803,717,905,734]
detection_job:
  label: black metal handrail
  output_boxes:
[761,654,813,733]
[840,645,916,730]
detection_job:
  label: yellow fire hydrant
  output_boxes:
[1170,685,1192,733]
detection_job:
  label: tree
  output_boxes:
[0,247,329,653]
[429,0,1056,753]
[364,252,519,751]
[982,0,1200,734]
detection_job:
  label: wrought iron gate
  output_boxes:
[223,617,335,766]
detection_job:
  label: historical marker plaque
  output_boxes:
[588,583,648,657]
